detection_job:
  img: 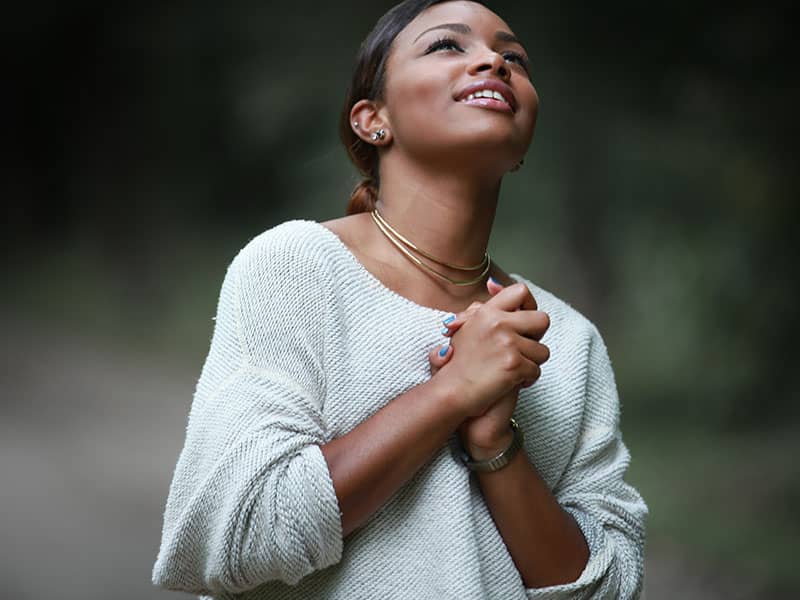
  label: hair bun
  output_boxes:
[346,177,378,215]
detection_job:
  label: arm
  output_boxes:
[472,424,647,600]
[320,367,465,538]
[152,240,542,595]
[466,432,591,589]
[519,323,649,599]
[152,238,344,594]
[436,283,647,597]
[321,282,565,539]
[442,281,589,588]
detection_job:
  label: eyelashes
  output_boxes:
[424,36,464,54]
[424,36,531,74]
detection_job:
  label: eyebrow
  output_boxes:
[413,23,523,46]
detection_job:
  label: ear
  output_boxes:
[350,99,392,146]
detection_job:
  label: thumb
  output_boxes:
[487,276,504,296]
[487,275,530,312]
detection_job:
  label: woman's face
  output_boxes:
[381,1,538,173]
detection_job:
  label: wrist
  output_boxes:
[464,427,515,460]
[427,375,470,427]
[457,418,524,472]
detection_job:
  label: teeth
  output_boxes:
[463,89,509,105]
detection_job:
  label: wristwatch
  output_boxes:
[458,418,524,472]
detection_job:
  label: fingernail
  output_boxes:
[442,313,456,326]
[438,344,449,357]
[489,276,501,285]
[440,326,450,335]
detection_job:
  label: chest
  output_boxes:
[320,307,586,488]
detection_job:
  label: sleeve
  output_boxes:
[151,235,344,595]
[525,323,649,600]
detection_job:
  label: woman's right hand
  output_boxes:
[428,282,550,419]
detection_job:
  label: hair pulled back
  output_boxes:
[339,0,465,215]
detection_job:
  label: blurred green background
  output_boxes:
[3,1,797,598]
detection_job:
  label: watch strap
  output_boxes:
[458,418,523,472]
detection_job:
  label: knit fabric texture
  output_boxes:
[151,219,649,599]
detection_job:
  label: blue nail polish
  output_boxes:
[489,276,501,285]
[441,327,450,335]
[442,313,456,325]
[438,345,449,357]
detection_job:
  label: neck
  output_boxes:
[374,153,502,270]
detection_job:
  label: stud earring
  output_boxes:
[353,122,359,129]
[371,129,386,142]
[510,158,525,172]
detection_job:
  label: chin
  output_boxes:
[456,111,526,137]
[443,146,519,176]
[458,126,524,158]
[405,121,525,168]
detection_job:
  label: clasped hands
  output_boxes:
[428,278,550,460]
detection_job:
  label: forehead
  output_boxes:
[394,1,514,47]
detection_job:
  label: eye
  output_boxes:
[424,36,464,54]
[502,51,527,66]
[503,50,530,70]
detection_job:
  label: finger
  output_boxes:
[441,301,483,336]
[428,340,452,374]
[486,282,538,312]
[515,336,550,365]
[505,309,551,341]
[488,277,527,314]
[509,353,542,387]
[445,278,505,338]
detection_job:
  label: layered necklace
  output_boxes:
[370,208,491,286]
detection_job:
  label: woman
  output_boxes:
[152,1,648,598]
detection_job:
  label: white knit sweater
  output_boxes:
[152,219,648,599]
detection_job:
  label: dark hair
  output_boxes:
[340,0,487,215]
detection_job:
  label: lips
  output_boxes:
[455,79,517,113]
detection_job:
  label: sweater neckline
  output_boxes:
[297,219,524,317]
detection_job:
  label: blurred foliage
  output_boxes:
[6,0,796,427]
[3,2,798,594]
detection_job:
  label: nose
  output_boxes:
[468,49,511,81]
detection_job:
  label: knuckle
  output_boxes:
[487,316,504,332]
[499,332,516,349]
[503,352,521,371]
[513,281,532,298]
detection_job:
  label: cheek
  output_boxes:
[383,67,538,153]
[517,80,539,116]
[515,83,539,137]
[385,71,453,132]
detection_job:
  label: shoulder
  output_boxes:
[221,220,342,323]
[230,219,336,278]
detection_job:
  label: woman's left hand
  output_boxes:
[428,278,548,456]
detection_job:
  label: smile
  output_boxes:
[465,89,509,105]
[460,90,514,114]
[455,80,517,114]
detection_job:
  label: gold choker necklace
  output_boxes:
[370,208,491,287]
